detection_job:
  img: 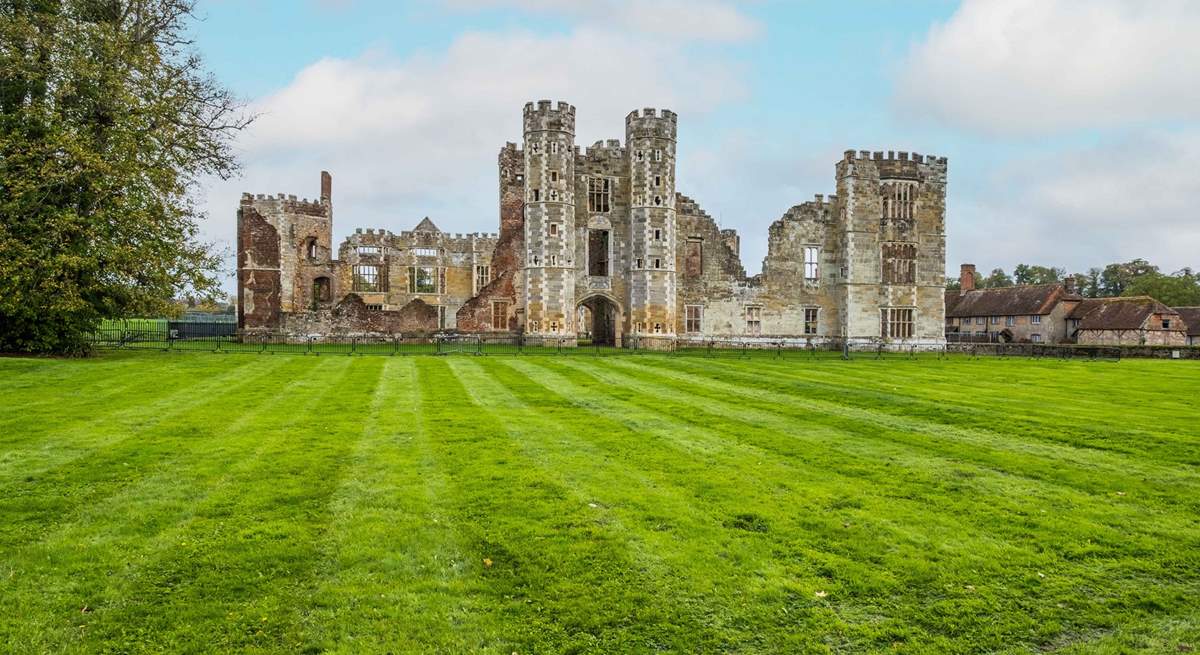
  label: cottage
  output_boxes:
[1068,297,1188,346]
[1173,307,1200,346]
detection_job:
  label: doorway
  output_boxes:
[578,295,620,346]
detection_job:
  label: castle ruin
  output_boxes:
[237,100,948,347]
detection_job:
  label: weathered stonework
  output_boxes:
[237,102,949,347]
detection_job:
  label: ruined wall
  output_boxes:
[283,294,439,335]
[457,142,526,332]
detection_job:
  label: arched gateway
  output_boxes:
[577,294,622,347]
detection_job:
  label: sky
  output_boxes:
[189,0,1200,290]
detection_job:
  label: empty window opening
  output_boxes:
[311,277,331,310]
[475,265,490,293]
[532,189,540,202]
[881,242,916,285]
[413,247,438,257]
[653,195,662,206]
[654,175,662,187]
[306,238,319,260]
[653,258,661,269]
[548,254,559,266]
[804,307,819,335]
[803,246,820,281]
[550,171,559,182]
[654,149,662,161]
[356,245,381,256]
[588,177,611,213]
[685,305,702,334]
[588,229,610,276]
[549,223,559,236]
[653,228,662,241]
[636,258,643,269]
[408,266,438,294]
[365,304,383,311]
[550,141,559,154]
[352,264,382,292]
[746,306,762,335]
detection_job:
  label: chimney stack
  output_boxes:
[320,170,332,203]
[1064,275,1077,295]
[960,263,976,293]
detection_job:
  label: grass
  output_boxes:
[1,351,1198,653]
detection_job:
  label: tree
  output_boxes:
[0,0,251,354]
[1077,267,1103,298]
[1012,264,1065,285]
[1123,269,1200,306]
[981,268,1012,288]
[1099,259,1158,297]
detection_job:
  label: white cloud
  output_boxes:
[949,129,1200,273]
[198,27,748,287]
[444,0,762,43]
[895,0,1200,136]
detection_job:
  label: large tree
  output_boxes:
[1123,269,1200,306]
[0,0,249,354]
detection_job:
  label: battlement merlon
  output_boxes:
[583,139,628,159]
[838,149,947,180]
[240,170,333,217]
[840,148,947,166]
[625,107,678,142]
[523,99,576,135]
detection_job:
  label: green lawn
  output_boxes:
[1,352,1198,653]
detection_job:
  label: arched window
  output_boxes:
[305,238,318,260]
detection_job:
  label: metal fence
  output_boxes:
[85,322,1200,360]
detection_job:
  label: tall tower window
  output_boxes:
[531,189,540,202]
[882,242,917,284]
[550,141,559,154]
[588,177,611,213]
[653,228,662,241]
[549,223,558,236]
[654,149,662,161]
[550,171,558,182]
[654,175,662,187]
[803,246,820,280]
[588,229,609,276]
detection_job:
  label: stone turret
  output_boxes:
[523,100,577,337]
[625,108,678,336]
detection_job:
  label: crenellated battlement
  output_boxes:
[625,107,678,142]
[583,139,626,159]
[240,192,329,217]
[523,99,576,135]
[842,149,948,166]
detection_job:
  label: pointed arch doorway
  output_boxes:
[578,294,622,347]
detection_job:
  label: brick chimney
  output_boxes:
[1064,275,1077,295]
[960,263,976,293]
[320,170,332,203]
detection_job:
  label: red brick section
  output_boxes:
[237,205,283,330]
[457,144,525,332]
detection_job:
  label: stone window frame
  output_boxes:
[305,237,319,261]
[684,305,703,334]
[654,149,662,162]
[653,228,662,241]
[746,306,762,335]
[365,304,383,311]
[355,245,381,256]
[881,242,917,285]
[412,247,438,258]
[803,307,819,335]
[803,246,820,281]
[474,265,490,294]
[587,176,612,213]
[352,264,382,293]
[1031,315,1043,325]
[492,301,509,331]
[881,307,916,339]
[408,265,438,294]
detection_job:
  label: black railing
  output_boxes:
[83,324,1200,360]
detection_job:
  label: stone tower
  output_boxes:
[835,150,947,341]
[625,108,678,335]
[522,101,577,337]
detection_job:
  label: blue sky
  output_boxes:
[190,0,1200,289]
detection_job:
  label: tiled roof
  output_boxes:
[946,283,1075,318]
[1171,307,1200,336]
[1070,297,1180,331]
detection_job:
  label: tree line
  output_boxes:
[947,259,1200,306]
